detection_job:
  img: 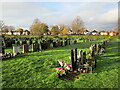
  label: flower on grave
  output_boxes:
[56,67,62,70]
[64,64,72,70]
[58,70,66,76]
[58,60,65,67]
[11,53,14,56]
[2,54,6,57]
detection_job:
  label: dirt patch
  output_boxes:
[60,71,81,81]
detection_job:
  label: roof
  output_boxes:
[92,30,98,32]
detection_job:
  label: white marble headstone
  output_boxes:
[13,45,21,55]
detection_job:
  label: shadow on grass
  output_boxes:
[59,71,80,81]
[94,40,120,73]
[102,54,119,57]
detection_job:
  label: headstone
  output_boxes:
[32,43,39,52]
[83,51,87,64]
[2,47,5,54]
[23,44,29,53]
[13,45,21,55]
[53,42,56,47]
[71,49,75,71]
[80,50,84,65]
[74,48,77,70]
[32,43,36,52]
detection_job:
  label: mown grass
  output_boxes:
[5,34,117,39]
[2,38,119,88]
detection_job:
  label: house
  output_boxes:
[100,30,109,36]
[68,30,74,35]
[22,30,30,35]
[0,31,7,35]
[84,30,91,35]
[109,31,117,36]
[4,30,30,35]
[91,30,99,35]
[7,31,13,35]
[13,31,21,35]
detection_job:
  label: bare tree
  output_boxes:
[71,16,84,34]
[0,20,5,31]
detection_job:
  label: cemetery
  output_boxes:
[0,1,119,88]
[1,35,119,88]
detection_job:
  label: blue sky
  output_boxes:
[1,1,118,31]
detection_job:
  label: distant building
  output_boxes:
[22,30,30,35]
[100,30,109,36]
[1,30,30,35]
[109,31,117,36]
[68,30,74,35]
[91,30,99,35]
[84,30,91,35]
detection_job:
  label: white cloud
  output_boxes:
[98,7,118,23]
[1,2,118,31]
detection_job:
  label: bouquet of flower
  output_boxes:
[56,60,72,77]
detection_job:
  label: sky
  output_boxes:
[0,0,119,31]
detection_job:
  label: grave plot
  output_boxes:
[55,39,110,79]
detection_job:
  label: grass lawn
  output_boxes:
[2,38,119,88]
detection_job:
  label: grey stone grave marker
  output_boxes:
[23,44,29,53]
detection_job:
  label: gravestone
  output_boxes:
[83,51,87,64]
[23,44,29,53]
[64,40,67,46]
[2,47,5,54]
[71,49,75,71]
[60,41,63,47]
[74,48,77,70]
[32,43,36,52]
[36,43,40,51]
[32,43,39,52]
[13,45,21,55]
[53,42,56,47]
[74,40,77,44]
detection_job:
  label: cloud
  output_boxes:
[98,7,118,23]
[1,2,118,31]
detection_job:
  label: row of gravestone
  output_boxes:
[56,38,110,77]
[1,38,77,60]
[2,36,102,48]
[1,37,103,60]
[70,39,110,73]
[2,37,77,48]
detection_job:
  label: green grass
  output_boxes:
[2,38,119,88]
[5,34,118,39]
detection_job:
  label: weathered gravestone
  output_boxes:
[60,40,63,47]
[79,50,93,73]
[71,49,75,71]
[64,40,67,46]
[70,48,78,71]
[32,43,39,52]
[74,39,77,44]
[53,42,56,47]
[15,40,20,45]
[2,47,5,54]
[13,45,21,55]
[23,44,29,53]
